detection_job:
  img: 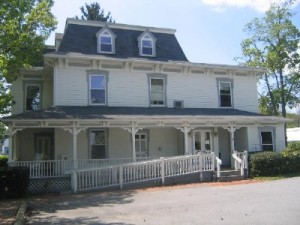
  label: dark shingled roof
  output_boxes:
[4,106,265,120]
[56,24,188,62]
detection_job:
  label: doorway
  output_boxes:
[35,133,54,160]
[135,133,148,157]
[193,130,213,154]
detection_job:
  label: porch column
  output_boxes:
[123,125,143,161]
[177,126,193,155]
[223,126,238,153]
[7,127,22,162]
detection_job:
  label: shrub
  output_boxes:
[282,142,300,156]
[249,151,300,177]
[0,166,30,199]
[0,155,8,168]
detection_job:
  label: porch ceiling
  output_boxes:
[2,106,287,129]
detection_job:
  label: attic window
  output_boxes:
[139,32,156,57]
[97,28,116,54]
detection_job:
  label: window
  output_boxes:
[135,133,148,157]
[150,77,165,106]
[25,84,41,111]
[89,74,107,105]
[260,131,274,151]
[96,27,116,54]
[138,31,156,57]
[219,82,232,107]
[90,130,106,159]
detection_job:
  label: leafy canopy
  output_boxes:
[238,0,300,117]
[0,0,57,114]
[75,2,115,22]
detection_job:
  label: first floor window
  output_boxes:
[90,130,106,159]
[89,74,106,104]
[260,131,274,151]
[26,85,40,111]
[150,78,165,106]
[219,82,232,107]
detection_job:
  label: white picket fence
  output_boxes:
[74,153,215,192]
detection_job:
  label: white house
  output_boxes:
[2,19,288,192]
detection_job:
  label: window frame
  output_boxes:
[96,27,116,54]
[216,78,233,108]
[88,72,109,105]
[138,31,156,57]
[89,129,108,159]
[258,127,276,152]
[147,74,167,107]
[24,82,42,112]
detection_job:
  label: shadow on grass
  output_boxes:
[253,171,300,181]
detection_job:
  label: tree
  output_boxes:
[238,0,300,118]
[0,0,57,113]
[75,2,115,22]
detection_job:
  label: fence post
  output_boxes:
[161,157,165,185]
[71,170,78,193]
[211,152,215,170]
[119,165,123,189]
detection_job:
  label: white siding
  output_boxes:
[275,124,286,152]
[11,78,23,115]
[109,128,132,158]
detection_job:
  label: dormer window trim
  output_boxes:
[96,26,116,54]
[138,30,156,57]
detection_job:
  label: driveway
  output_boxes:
[26,177,300,225]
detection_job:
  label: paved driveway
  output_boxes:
[27,177,300,225]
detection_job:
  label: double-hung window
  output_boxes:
[260,131,274,151]
[90,130,106,159]
[219,82,232,107]
[89,74,106,105]
[141,35,154,56]
[100,31,112,53]
[150,77,165,106]
[25,84,41,111]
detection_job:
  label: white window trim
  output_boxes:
[138,31,156,57]
[148,74,167,107]
[141,36,154,56]
[217,78,234,108]
[96,27,116,54]
[89,74,107,105]
[260,131,275,151]
[89,129,107,159]
[24,83,41,112]
[258,127,276,152]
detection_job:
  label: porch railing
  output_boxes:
[232,151,248,176]
[74,153,215,192]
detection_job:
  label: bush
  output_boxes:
[0,166,30,199]
[0,155,8,168]
[249,151,300,177]
[282,142,300,156]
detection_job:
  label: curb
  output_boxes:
[14,201,27,225]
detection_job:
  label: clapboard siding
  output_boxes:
[54,66,258,112]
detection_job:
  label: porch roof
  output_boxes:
[4,106,266,120]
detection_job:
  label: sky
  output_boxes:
[47,0,300,65]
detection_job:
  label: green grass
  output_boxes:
[253,171,300,181]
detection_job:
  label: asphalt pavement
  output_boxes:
[27,177,300,225]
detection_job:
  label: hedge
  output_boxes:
[0,155,8,168]
[0,167,30,199]
[249,151,300,177]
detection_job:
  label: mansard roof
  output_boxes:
[55,19,188,62]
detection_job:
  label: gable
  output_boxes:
[57,23,188,62]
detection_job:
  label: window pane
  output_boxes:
[91,145,106,159]
[101,44,112,52]
[261,132,273,144]
[220,83,231,94]
[150,92,164,101]
[151,79,163,91]
[142,47,152,55]
[220,95,232,107]
[26,86,40,111]
[142,40,152,48]
[91,76,105,89]
[91,90,105,104]
[101,36,111,44]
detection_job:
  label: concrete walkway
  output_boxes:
[27,177,300,225]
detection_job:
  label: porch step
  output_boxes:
[217,170,245,182]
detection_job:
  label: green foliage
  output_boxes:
[286,113,300,128]
[0,0,57,113]
[0,167,30,199]
[238,0,300,117]
[0,122,7,141]
[249,150,300,177]
[0,155,8,168]
[282,142,300,156]
[75,2,115,22]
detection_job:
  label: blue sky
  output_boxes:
[47,0,300,65]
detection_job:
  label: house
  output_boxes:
[2,19,287,192]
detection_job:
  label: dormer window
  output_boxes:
[138,31,156,57]
[96,27,116,54]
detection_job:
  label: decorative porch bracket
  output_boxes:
[123,125,144,161]
[176,125,193,155]
[223,126,241,153]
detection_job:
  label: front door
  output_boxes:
[193,130,212,154]
[35,133,54,160]
[135,133,148,158]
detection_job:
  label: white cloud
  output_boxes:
[201,0,300,12]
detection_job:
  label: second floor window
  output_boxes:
[89,75,106,105]
[25,85,40,111]
[219,82,232,107]
[150,78,165,106]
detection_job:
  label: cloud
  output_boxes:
[201,0,300,12]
